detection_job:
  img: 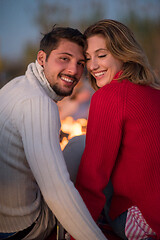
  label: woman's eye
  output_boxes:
[86,58,91,61]
[98,54,107,58]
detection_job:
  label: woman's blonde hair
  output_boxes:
[84,19,160,91]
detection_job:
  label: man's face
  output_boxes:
[37,39,85,96]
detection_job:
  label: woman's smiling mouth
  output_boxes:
[93,71,106,79]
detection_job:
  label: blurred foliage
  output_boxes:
[0,0,160,88]
[34,0,71,32]
[23,42,39,66]
[125,13,160,78]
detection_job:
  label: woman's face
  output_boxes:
[86,34,123,88]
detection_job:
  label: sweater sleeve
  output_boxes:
[16,96,107,240]
[76,86,123,221]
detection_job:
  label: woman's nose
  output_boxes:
[87,58,99,71]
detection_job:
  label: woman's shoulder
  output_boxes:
[93,79,129,99]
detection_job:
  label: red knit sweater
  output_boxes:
[76,76,160,236]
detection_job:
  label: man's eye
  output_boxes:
[98,54,107,58]
[78,62,85,67]
[86,58,91,61]
[60,57,69,61]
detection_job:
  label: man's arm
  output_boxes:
[18,96,107,240]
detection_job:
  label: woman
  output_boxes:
[73,19,160,239]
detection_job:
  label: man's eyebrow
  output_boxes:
[57,52,85,61]
[79,59,85,62]
[57,52,72,56]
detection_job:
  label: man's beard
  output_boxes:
[52,84,74,97]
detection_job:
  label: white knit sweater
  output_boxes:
[0,61,107,240]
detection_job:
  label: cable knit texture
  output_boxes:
[0,61,107,240]
[76,74,160,237]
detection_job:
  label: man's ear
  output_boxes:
[37,50,46,67]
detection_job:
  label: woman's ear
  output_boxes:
[37,50,46,67]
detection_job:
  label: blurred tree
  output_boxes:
[121,0,160,77]
[35,0,71,32]
[1,0,160,89]
[124,12,160,78]
[0,58,25,88]
[77,0,105,32]
[23,42,39,66]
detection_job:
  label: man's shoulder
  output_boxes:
[1,74,50,105]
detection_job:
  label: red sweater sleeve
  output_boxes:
[76,83,124,221]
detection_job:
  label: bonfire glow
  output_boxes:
[60,116,87,150]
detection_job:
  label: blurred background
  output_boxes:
[1,0,160,148]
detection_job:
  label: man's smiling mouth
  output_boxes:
[61,76,73,83]
[60,74,77,85]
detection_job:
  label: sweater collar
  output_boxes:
[113,70,123,81]
[26,61,64,102]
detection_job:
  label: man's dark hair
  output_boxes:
[39,26,85,60]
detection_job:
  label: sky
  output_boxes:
[0,0,38,60]
[0,0,160,61]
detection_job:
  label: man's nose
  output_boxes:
[67,62,78,75]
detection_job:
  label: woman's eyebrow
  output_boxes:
[95,48,108,53]
[86,48,107,55]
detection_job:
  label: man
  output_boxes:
[0,27,107,240]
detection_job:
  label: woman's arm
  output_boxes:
[76,87,123,221]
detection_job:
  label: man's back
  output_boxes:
[0,74,46,232]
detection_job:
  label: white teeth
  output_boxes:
[61,76,73,83]
[94,72,105,77]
